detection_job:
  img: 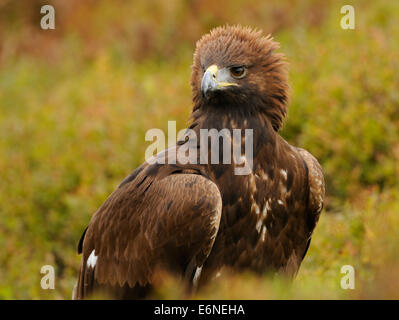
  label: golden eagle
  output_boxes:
[73,25,325,299]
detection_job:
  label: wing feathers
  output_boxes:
[296,148,325,215]
[75,172,222,298]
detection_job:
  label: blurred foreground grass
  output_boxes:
[0,0,398,299]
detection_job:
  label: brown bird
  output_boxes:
[73,25,325,299]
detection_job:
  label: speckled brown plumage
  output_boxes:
[73,25,325,299]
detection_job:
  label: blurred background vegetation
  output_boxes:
[0,0,398,299]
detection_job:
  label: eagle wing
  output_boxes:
[296,147,325,259]
[297,148,325,217]
[74,163,222,299]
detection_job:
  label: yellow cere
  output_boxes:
[206,64,219,75]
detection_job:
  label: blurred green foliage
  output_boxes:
[0,0,398,299]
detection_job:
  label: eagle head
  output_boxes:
[191,25,289,131]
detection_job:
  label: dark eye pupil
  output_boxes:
[231,66,245,77]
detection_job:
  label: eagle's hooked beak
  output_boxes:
[201,64,238,97]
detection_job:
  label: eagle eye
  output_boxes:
[230,66,246,79]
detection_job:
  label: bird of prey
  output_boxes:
[73,25,325,299]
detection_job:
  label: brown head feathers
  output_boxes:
[191,25,289,131]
